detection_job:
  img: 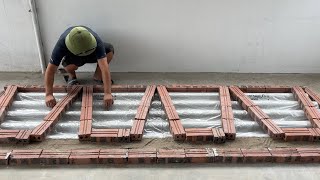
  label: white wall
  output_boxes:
[0,0,40,72]
[36,0,320,73]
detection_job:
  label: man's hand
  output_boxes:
[45,94,57,108]
[104,93,114,110]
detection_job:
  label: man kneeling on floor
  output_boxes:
[44,26,114,109]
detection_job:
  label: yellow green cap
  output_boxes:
[65,27,97,56]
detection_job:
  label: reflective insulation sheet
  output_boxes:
[0,91,318,139]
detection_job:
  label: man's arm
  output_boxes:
[45,63,58,108]
[97,57,113,109]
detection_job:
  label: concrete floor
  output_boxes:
[0,72,320,180]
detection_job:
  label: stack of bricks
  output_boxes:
[281,128,320,142]
[165,84,220,92]
[219,86,236,140]
[93,85,146,93]
[184,128,226,143]
[128,149,157,164]
[0,147,318,165]
[305,88,320,106]
[292,86,320,128]
[79,86,93,141]
[239,85,292,93]
[229,86,284,140]
[131,85,156,141]
[0,85,18,122]
[39,150,71,165]
[90,129,130,142]
[10,149,43,165]
[157,85,186,141]
[31,86,82,142]
[214,148,244,163]
[184,148,215,163]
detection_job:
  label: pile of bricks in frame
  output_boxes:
[1,84,320,144]
[1,147,320,165]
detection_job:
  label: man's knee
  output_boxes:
[106,52,114,64]
[64,64,79,72]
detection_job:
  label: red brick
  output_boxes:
[221,149,244,163]
[81,86,93,107]
[0,107,6,123]
[15,130,32,144]
[128,149,157,164]
[10,149,42,165]
[0,130,20,143]
[111,85,129,92]
[0,150,10,165]
[117,129,130,142]
[168,120,186,141]
[135,106,150,120]
[229,86,245,101]
[130,120,146,141]
[78,120,92,141]
[55,86,82,108]
[39,150,71,165]
[265,86,291,93]
[99,149,127,164]
[221,119,236,140]
[187,85,208,92]
[219,86,230,96]
[296,148,320,163]
[292,86,315,108]
[184,148,215,163]
[0,90,5,97]
[185,128,213,142]
[157,86,175,107]
[260,119,284,139]
[220,96,232,107]
[268,148,300,163]
[212,128,226,143]
[241,148,272,163]
[0,85,17,109]
[308,128,320,142]
[241,85,266,93]
[305,88,320,105]
[127,85,147,92]
[90,129,119,142]
[248,106,270,123]
[30,120,56,142]
[304,107,320,128]
[282,128,312,141]
[43,106,65,122]
[157,149,186,163]
[69,149,99,164]
[221,106,234,120]
[80,106,93,121]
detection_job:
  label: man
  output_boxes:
[44,26,114,109]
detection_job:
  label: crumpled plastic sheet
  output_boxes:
[0,92,319,139]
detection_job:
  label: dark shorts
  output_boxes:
[62,42,114,67]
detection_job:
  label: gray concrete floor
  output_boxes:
[0,72,320,180]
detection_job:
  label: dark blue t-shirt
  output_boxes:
[50,26,106,66]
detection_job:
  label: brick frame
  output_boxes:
[158,85,236,143]
[0,85,83,143]
[230,85,320,141]
[78,85,153,142]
